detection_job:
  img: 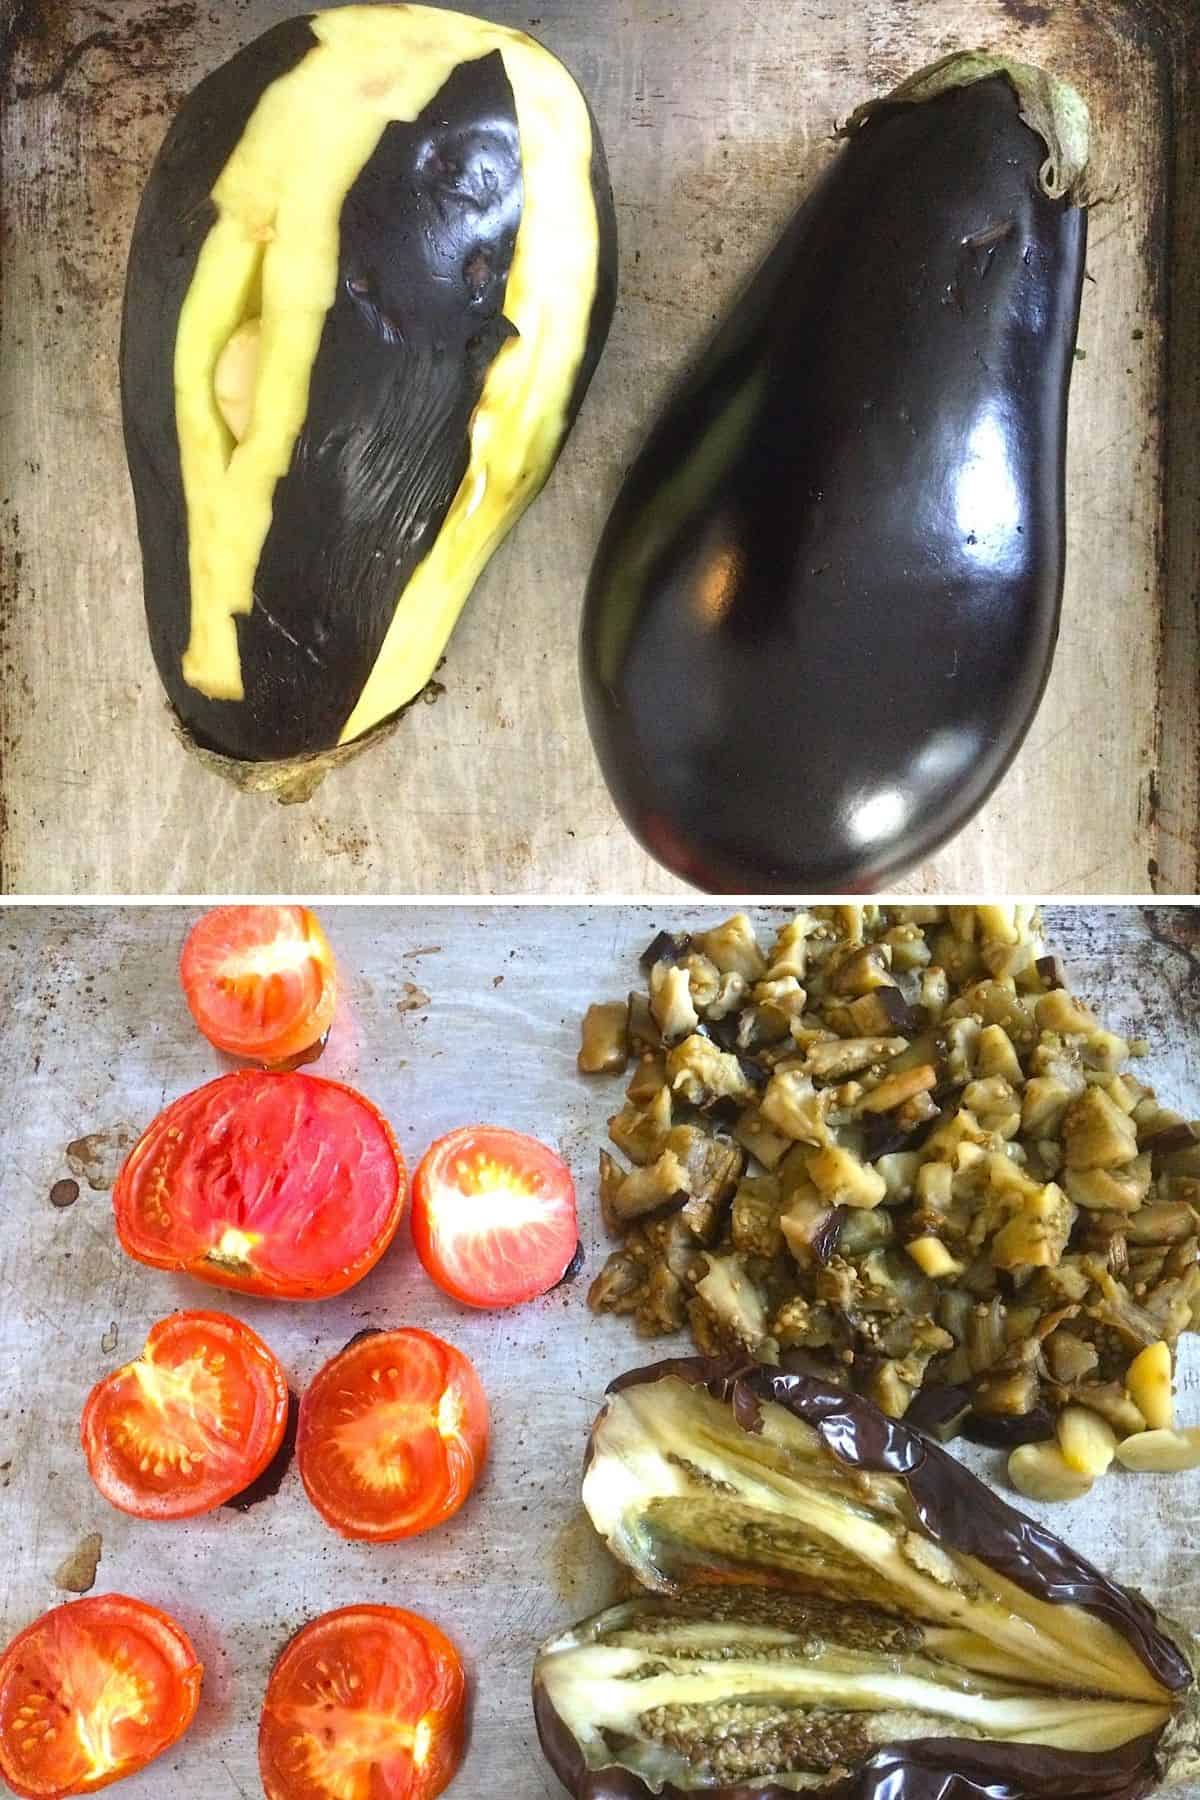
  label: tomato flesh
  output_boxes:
[81,1311,289,1519]
[297,1329,488,1542]
[0,1595,201,1798]
[411,1126,578,1308]
[259,1606,465,1800]
[180,905,337,1064]
[112,1071,405,1300]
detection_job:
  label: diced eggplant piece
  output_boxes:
[667,1034,756,1109]
[1064,1155,1153,1214]
[1064,1086,1140,1171]
[1142,1119,1200,1158]
[805,1036,908,1082]
[578,1000,630,1074]
[904,1382,973,1442]
[668,1126,744,1243]
[600,1146,689,1232]
[972,1364,1041,1419]
[650,964,700,1045]
[760,1071,834,1146]
[860,1063,939,1115]
[964,1405,1058,1449]
[1036,954,1068,990]
[1043,1329,1100,1385]
[805,1144,887,1210]
[991,1182,1075,1270]
[640,929,691,970]
[846,984,920,1038]
[732,1104,792,1171]
[626,990,661,1055]
[690,1254,774,1359]
[537,1362,1194,1800]
[125,7,615,777]
[626,1051,668,1107]
[692,915,767,982]
[780,1196,845,1268]
[608,1087,673,1167]
[730,1175,786,1259]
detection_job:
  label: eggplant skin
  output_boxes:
[531,1356,1192,1800]
[581,68,1086,893]
[122,7,616,766]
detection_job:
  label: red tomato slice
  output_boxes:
[259,1606,465,1800]
[112,1071,405,1300]
[81,1311,289,1519]
[179,905,337,1064]
[0,1595,201,1798]
[297,1329,488,1542]
[411,1126,578,1308]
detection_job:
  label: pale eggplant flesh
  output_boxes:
[122,5,616,772]
[533,1357,1200,1799]
[581,56,1089,893]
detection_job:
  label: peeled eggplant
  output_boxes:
[122,5,615,780]
[581,54,1090,891]
[533,1357,1200,1798]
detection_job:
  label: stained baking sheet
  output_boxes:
[1,0,1197,896]
[2,903,1200,1796]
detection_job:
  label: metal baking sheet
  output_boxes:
[1,0,1197,896]
[2,902,1200,1797]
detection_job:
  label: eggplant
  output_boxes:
[533,1357,1200,1800]
[122,5,615,784]
[581,54,1090,892]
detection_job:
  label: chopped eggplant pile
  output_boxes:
[122,5,615,782]
[581,52,1090,892]
[533,1360,1200,1799]
[581,907,1200,1502]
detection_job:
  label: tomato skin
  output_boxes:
[112,1071,406,1301]
[81,1310,289,1520]
[0,1595,201,1798]
[259,1606,465,1800]
[411,1125,579,1309]
[180,905,337,1064]
[297,1329,488,1542]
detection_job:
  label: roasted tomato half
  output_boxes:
[112,1071,405,1300]
[259,1605,465,1800]
[180,904,338,1063]
[0,1595,202,1798]
[297,1328,488,1542]
[411,1125,578,1308]
[81,1310,289,1519]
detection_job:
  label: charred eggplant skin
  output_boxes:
[581,65,1087,893]
[534,1357,1189,1800]
[122,8,616,767]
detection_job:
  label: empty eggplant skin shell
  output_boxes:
[122,6,616,769]
[532,1356,1195,1800]
[581,57,1088,893]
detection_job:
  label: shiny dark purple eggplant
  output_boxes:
[533,1356,1200,1800]
[122,7,615,784]
[581,55,1090,892]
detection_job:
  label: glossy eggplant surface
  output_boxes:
[122,5,615,771]
[533,1356,1199,1800]
[582,55,1089,892]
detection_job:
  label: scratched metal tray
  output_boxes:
[0,1,1197,896]
[2,903,1200,1797]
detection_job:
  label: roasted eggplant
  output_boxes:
[581,54,1090,892]
[122,5,615,781]
[533,1358,1200,1799]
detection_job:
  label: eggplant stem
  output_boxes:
[838,50,1092,206]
